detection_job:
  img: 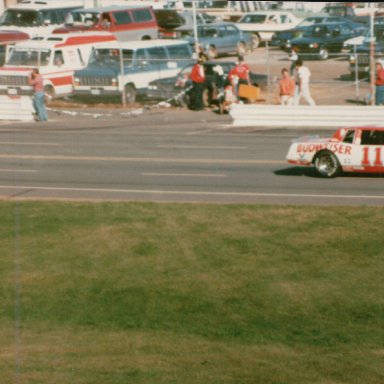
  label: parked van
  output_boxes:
[53,6,158,41]
[73,39,193,103]
[0,30,30,66]
[0,32,117,98]
[0,0,83,38]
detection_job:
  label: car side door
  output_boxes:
[358,129,384,171]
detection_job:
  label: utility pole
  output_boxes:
[369,3,376,106]
[192,0,199,58]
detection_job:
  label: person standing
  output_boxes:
[375,61,384,105]
[294,59,316,106]
[28,68,48,122]
[279,68,295,105]
[228,55,251,98]
[189,58,205,111]
[288,47,298,76]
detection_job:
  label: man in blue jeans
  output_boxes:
[28,68,48,121]
[375,61,384,105]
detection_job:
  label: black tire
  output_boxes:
[124,84,136,104]
[314,151,341,178]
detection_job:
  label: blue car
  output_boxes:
[271,16,367,51]
[183,22,253,58]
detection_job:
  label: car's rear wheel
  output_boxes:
[124,84,136,104]
[314,151,341,178]
[319,48,329,60]
[207,45,217,59]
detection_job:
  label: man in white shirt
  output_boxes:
[294,59,316,106]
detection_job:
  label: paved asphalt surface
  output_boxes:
[0,106,383,206]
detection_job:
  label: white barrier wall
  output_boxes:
[230,105,384,128]
[0,96,34,121]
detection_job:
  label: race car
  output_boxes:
[286,126,384,177]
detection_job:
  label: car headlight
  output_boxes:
[309,43,318,48]
[148,85,157,90]
[349,55,356,64]
[74,77,80,86]
[111,78,117,86]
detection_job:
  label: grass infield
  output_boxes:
[1,202,383,384]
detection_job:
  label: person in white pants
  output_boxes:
[294,59,316,106]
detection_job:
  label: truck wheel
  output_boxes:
[44,85,55,99]
[124,84,136,104]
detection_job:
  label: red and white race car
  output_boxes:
[286,126,384,177]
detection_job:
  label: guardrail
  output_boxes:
[229,104,384,128]
[0,96,34,121]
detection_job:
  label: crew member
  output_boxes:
[228,55,251,98]
[189,58,205,111]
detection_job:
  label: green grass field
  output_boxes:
[1,202,383,384]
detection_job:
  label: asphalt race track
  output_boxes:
[0,108,383,206]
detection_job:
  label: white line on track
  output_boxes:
[0,142,61,146]
[156,145,247,150]
[0,169,37,173]
[141,173,226,178]
[0,154,284,165]
[0,185,383,201]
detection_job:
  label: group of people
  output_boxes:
[188,53,252,111]
[278,58,316,106]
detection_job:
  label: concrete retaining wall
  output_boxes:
[230,105,384,128]
[0,95,34,121]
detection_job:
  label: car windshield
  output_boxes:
[89,48,134,66]
[239,14,267,24]
[299,17,323,27]
[0,9,42,27]
[65,10,100,26]
[6,48,51,66]
[198,26,218,37]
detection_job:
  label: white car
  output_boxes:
[236,11,302,48]
[286,127,384,177]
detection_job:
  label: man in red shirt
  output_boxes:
[375,61,384,105]
[279,68,295,105]
[228,56,251,97]
[189,58,205,111]
[28,68,48,121]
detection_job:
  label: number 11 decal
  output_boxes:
[362,147,383,166]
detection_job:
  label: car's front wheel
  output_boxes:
[314,151,341,178]
[124,84,136,104]
[319,48,329,60]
